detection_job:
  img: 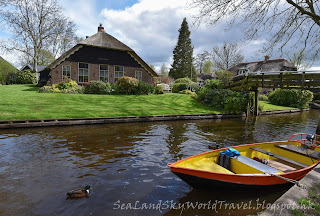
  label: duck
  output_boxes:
[66,185,92,199]
[208,144,220,150]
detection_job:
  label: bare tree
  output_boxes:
[190,0,320,61]
[194,51,209,73]
[212,42,244,71]
[286,50,311,71]
[0,0,77,72]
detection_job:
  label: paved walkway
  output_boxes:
[261,164,320,216]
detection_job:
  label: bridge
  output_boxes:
[227,71,320,115]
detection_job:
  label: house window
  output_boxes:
[135,71,142,81]
[79,63,89,83]
[114,66,124,82]
[100,64,109,83]
[62,65,71,78]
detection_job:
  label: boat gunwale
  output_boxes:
[168,140,320,178]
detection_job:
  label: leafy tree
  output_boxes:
[0,0,77,72]
[202,60,213,73]
[160,63,168,77]
[212,42,244,71]
[190,0,320,61]
[169,18,196,81]
[215,70,234,87]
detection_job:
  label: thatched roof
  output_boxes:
[78,32,133,52]
[40,24,157,77]
[229,58,297,75]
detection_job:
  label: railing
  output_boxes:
[288,133,320,145]
[229,70,320,91]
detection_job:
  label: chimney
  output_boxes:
[264,55,270,62]
[98,23,106,33]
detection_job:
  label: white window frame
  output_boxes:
[135,71,142,81]
[62,65,71,79]
[99,64,109,83]
[114,65,124,83]
[78,62,89,83]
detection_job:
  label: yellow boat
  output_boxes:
[168,133,320,190]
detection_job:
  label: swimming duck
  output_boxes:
[208,144,220,150]
[66,185,92,199]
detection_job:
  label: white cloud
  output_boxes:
[99,0,262,67]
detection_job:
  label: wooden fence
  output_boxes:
[228,71,320,91]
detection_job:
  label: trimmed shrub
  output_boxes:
[174,77,199,91]
[135,81,154,95]
[154,85,164,94]
[175,77,192,84]
[268,89,313,109]
[172,83,188,93]
[115,76,138,94]
[84,80,111,94]
[16,70,37,84]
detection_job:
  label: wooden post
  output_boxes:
[280,73,283,88]
[302,72,305,88]
[262,73,264,88]
[317,119,320,135]
[254,89,258,116]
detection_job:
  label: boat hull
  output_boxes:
[172,171,295,191]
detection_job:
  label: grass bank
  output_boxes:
[0,85,296,121]
[259,101,296,111]
[0,85,220,121]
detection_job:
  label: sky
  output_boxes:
[1,0,319,71]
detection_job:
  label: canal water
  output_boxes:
[0,110,319,216]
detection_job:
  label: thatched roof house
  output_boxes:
[229,56,297,76]
[39,24,158,85]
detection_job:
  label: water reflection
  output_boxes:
[0,110,319,216]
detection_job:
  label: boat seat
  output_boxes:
[232,155,280,174]
[276,144,320,160]
[251,147,308,168]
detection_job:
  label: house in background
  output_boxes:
[39,24,158,86]
[197,72,217,86]
[20,64,47,81]
[228,56,297,76]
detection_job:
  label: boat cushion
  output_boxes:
[232,155,280,174]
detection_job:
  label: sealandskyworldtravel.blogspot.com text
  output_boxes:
[113,199,314,215]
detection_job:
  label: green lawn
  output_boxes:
[0,85,296,121]
[0,85,220,121]
[259,100,295,111]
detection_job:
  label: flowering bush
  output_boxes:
[38,77,83,94]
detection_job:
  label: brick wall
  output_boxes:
[50,62,154,85]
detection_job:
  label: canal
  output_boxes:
[0,110,319,216]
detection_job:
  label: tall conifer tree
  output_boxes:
[169,18,196,81]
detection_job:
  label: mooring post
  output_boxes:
[254,89,258,116]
